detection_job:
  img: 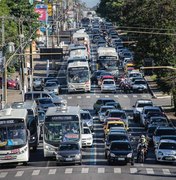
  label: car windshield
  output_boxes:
[145,109,160,114]
[137,103,153,107]
[101,107,114,113]
[83,128,91,134]
[108,123,124,129]
[45,82,57,87]
[109,112,126,119]
[160,136,176,141]
[151,118,167,124]
[59,144,79,151]
[81,113,91,120]
[108,135,127,141]
[159,142,176,150]
[155,129,176,136]
[147,127,157,133]
[39,99,53,104]
[111,143,131,150]
[103,81,114,85]
[103,100,115,105]
[134,81,146,85]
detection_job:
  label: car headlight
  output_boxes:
[127,153,132,158]
[110,153,116,157]
[56,153,62,159]
[158,151,163,156]
[75,154,81,159]
[45,145,55,151]
[87,137,92,141]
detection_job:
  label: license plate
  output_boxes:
[165,157,173,160]
[118,157,125,160]
[66,158,72,161]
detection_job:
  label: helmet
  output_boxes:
[141,135,145,138]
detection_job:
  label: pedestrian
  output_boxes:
[15,76,20,90]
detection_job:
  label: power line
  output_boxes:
[116,25,176,32]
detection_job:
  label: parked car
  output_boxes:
[55,141,82,165]
[81,127,93,147]
[0,77,19,89]
[155,139,176,163]
[106,140,134,165]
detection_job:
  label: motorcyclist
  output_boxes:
[137,135,148,161]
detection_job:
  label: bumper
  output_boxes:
[56,157,82,165]
[108,157,133,164]
[156,156,176,162]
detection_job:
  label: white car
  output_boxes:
[155,139,176,163]
[132,80,148,93]
[33,78,43,90]
[81,127,93,147]
[101,79,116,93]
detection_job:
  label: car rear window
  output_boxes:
[159,142,176,150]
[111,143,131,150]
[155,129,176,136]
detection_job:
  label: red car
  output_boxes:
[0,77,19,89]
[98,75,115,87]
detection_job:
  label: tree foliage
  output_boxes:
[97,0,176,94]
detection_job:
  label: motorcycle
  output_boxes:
[137,145,147,163]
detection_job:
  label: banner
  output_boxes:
[35,4,48,23]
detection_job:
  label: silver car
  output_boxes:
[98,105,115,122]
[132,80,148,93]
[101,79,116,93]
[44,82,59,95]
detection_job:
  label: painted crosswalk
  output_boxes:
[0,167,175,177]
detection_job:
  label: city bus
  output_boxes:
[97,47,119,78]
[67,61,91,93]
[43,105,82,158]
[0,108,29,165]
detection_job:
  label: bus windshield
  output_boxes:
[99,57,118,70]
[68,67,89,83]
[44,120,80,146]
[0,122,26,150]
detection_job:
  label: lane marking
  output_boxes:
[0,172,8,178]
[133,95,137,98]
[65,168,73,174]
[96,95,100,98]
[68,96,72,99]
[77,96,82,99]
[98,168,105,173]
[86,95,91,98]
[114,95,119,98]
[15,171,24,177]
[162,169,171,175]
[48,169,56,175]
[114,168,121,174]
[123,95,128,98]
[81,168,89,174]
[130,168,137,174]
[146,168,154,174]
[32,170,40,176]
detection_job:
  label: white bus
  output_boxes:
[43,105,82,158]
[0,108,29,165]
[67,61,91,93]
[97,47,119,78]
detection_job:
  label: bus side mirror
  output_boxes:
[27,129,30,140]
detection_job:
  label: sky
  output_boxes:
[81,0,100,8]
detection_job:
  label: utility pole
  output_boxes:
[1,17,7,108]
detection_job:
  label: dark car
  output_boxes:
[105,101,122,110]
[36,98,55,112]
[55,141,82,165]
[105,133,130,158]
[106,140,134,165]
[93,98,116,113]
[91,70,106,84]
